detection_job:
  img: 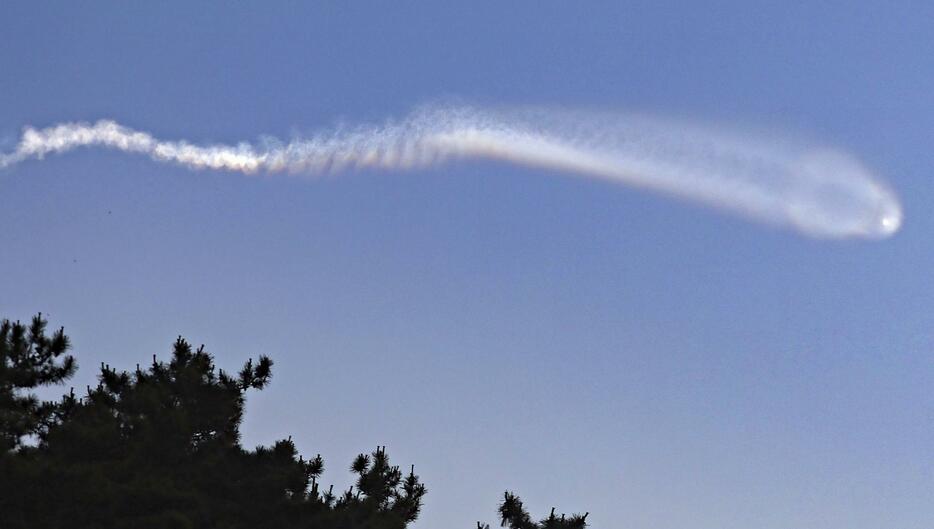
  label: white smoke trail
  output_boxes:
[0,105,902,239]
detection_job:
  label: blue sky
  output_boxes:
[1,2,932,527]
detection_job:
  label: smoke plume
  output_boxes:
[0,105,902,239]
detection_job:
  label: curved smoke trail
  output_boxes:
[0,105,902,239]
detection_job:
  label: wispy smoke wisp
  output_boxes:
[0,105,902,239]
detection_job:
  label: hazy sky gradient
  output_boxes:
[1,2,932,528]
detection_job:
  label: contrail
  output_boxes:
[0,104,902,239]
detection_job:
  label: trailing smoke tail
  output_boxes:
[0,105,902,239]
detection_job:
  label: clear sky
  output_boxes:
[1,2,932,528]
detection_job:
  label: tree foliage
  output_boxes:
[1,314,585,529]
[0,314,76,451]
[0,316,425,529]
[477,492,588,529]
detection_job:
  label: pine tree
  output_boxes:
[0,314,76,451]
[1,314,587,529]
[477,492,588,529]
[0,322,427,529]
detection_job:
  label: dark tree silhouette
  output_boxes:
[0,316,426,529]
[0,314,76,451]
[477,492,588,529]
[1,314,585,529]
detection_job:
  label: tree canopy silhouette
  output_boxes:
[478,492,588,529]
[1,314,586,529]
[0,314,75,451]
